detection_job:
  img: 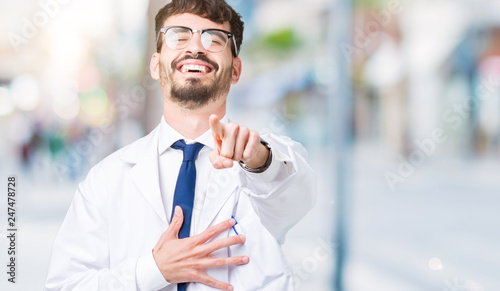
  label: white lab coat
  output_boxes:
[45,124,316,291]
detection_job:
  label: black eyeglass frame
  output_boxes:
[157,26,239,57]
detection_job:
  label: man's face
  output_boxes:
[151,13,241,110]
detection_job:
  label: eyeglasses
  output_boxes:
[157,26,238,56]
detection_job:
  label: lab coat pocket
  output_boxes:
[228,214,294,291]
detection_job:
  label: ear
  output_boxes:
[150,52,160,80]
[231,57,242,84]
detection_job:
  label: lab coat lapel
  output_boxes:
[124,127,168,225]
[198,166,239,232]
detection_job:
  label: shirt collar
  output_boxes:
[158,115,228,154]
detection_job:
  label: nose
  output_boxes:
[185,31,206,57]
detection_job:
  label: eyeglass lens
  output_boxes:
[164,27,228,53]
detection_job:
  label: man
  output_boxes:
[45,0,315,290]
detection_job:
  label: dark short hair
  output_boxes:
[155,0,244,57]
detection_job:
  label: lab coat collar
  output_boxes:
[120,125,159,164]
[120,125,168,225]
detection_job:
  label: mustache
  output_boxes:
[171,54,219,72]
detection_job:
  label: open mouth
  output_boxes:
[176,62,215,75]
[180,64,212,74]
[172,56,218,75]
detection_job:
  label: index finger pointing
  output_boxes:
[192,218,236,245]
[209,114,224,137]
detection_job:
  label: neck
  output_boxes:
[163,97,226,140]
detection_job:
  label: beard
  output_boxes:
[160,55,232,110]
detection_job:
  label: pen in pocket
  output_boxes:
[231,215,239,235]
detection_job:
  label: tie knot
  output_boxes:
[171,140,204,161]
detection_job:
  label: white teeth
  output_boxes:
[181,64,208,73]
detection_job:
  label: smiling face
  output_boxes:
[150,13,241,110]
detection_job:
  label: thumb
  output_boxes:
[165,206,184,240]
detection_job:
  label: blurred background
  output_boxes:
[1,0,500,290]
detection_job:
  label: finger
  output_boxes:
[197,272,234,291]
[219,123,238,159]
[201,234,246,255]
[233,127,249,161]
[210,114,223,154]
[164,206,184,240]
[242,131,261,161]
[209,151,233,169]
[212,130,222,154]
[192,218,236,245]
[209,114,224,138]
[199,255,249,269]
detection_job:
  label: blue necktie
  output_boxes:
[170,140,204,291]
